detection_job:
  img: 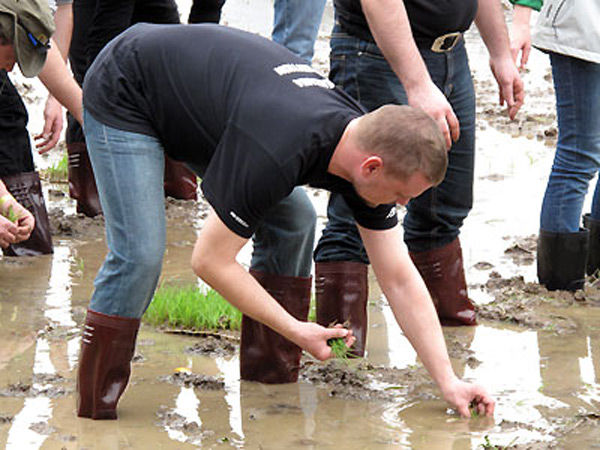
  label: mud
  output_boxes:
[1,2,600,450]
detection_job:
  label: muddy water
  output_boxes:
[2,1,600,449]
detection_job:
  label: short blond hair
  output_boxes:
[354,105,447,185]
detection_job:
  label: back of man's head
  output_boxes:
[355,105,447,185]
[0,0,54,77]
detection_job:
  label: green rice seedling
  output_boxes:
[144,284,241,331]
[327,337,358,362]
[0,196,18,223]
[44,153,68,182]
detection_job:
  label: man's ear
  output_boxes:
[359,155,384,178]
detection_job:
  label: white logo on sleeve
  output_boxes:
[386,207,397,220]
[229,211,249,228]
[273,63,334,90]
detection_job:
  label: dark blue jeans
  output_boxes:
[314,26,476,263]
[540,52,600,232]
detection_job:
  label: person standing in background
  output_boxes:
[313,0,524,356]
[510,0,600,291]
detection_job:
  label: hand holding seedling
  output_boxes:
[0,194,35,248]
[440,377,495,418]
[296,322,355,361]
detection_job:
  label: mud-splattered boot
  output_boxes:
[583,214,600,277]
[315,261,368,357]
[77,309,140,420]
[163,156,197,201]
[240,269,311,384]
[1,171,53,256]
[67,142,103,217]
[537,229,589,291]
[409,237,477,326]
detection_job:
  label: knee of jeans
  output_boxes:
[129,241,165,277]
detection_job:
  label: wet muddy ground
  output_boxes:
[2,1,600,449]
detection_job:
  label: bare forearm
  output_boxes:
[196,256,301,341]
[475,0,513,59]
[38,44,82,124]
[360,0,431,90]
[381,267,457,388]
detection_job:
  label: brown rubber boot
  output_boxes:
[77,309,140,420]
[409,237,477,326]
[67,142,103,217]
[163,156,198,200]
[315,261,368,357]
[2,171,53,256]
[240,269,311,384]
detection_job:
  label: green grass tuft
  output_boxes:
[143,284,241,331]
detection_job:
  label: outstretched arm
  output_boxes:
[359,224,495,417]
[191,211,353,359]
[475,0,524,120]
[360,0,459,149]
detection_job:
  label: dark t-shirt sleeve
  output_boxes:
[343,193,399,231]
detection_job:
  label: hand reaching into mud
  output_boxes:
[295,322,355,361]
[440,377,495,418]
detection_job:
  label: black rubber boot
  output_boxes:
[1,171,53,256]
[315,261,368,357]
[583,214,600,277]
[537,228,589,291]
[240,269,311,384]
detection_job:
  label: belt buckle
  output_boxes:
[431,32,462,53]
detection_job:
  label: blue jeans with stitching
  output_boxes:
[540,52,600,232]
[314,25,476,263]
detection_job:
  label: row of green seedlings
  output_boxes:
[143,282,358,361]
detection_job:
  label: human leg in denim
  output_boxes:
[272,0,327,64]
[251,187,316,277]
[540,53,600,232]
[314,28,476,263]
[84,111,166,318]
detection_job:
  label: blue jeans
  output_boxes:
[272,0,327,64]
[84,111,316,318]
[540,52,600,233]
[314,26,476,263]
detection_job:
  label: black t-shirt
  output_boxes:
[334,0,478,43]
[83,23,398,238]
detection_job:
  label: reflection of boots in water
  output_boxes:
[163,156,197,200]
[1,171,53,256]
[409,238,477,326]
[77,309,140,420]
[537,229,589,291]
[315,261,368,357]
[240,269,311,384]
[583,214,600,277]
[67,142,103,217]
